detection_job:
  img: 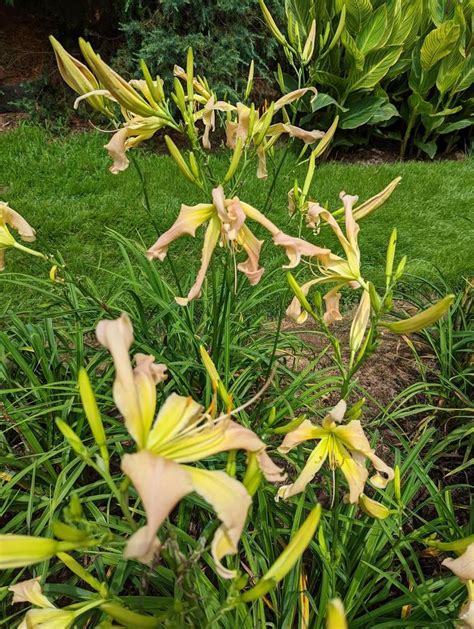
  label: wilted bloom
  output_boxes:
[97,313,286,577]
[9,577,52,608]
[225,88,321,178]
[287,192,366,324]
[0,201,44,270]
[276,400,393,502]
[146,185,329,305]
[442,543,474,582]
[19,608,76,629]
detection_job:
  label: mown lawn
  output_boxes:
[1,124,473,313]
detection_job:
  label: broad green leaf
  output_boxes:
[391,0,423,48]
[341,29,365,70]
[408,92,433,115]
[420,21,460,71]
[339,96,388,128]
[429,0,448,26]
[310,93,347,112]
[438,118,474,134]
[356,5,388,53]
[414,138,437,158]
[368,101,400,124]
[436,48,465,94]
[452,53,474,93]
[349,46,403,91]
[311,70,346,94]
[344,0,373,32]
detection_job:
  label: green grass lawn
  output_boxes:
[1,124,473,313]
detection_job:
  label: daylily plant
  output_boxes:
[97,313,286,577]
[146,185,330,305]
[287,192,368,325]
[0,201,44,270]
[276,400,393,503]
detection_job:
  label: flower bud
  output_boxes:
[359,494,391,520]
[78,368,109,468]
[326,598,348,628]
[381,294,454,334]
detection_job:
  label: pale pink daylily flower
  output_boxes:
[287,192,366,324]
[276,400,393,502]
[9,577,52,608]
[98,314,286,577]
[146,185,329,305]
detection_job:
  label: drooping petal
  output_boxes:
[96,313,141,444]
[278,419,327,453]
[273,87,317,112]
[286,276,329,324]
[9,577,53,608]
[323,400,347,427]
[237,224,264,285]
[272,232,330,268]
[223,198,246,241]
[104,127,130,174]
[240,201,280,236]
[323,286,343,325]
[133,354,168,441]
[306,201,324,230]
[185,466,251,579]
[155,418,286,482]
[146,393,203,451]
[175,216,220,305]
[146,202,215,261]
[336,443,368,503]
[333,420,372,452]
[367,452,394,489]
[276,439,329,500]
[442,543,474,582]
[267,122,325,144]
[1,202,36,242]
[256,145,268,179]
[121,451,193,565]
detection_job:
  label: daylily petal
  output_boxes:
[273,87,317,112]
[223,197,246,241]
[9,577,53,608]
[267,123,325,144]
[442,543,474,582]
[256,145,267,179]
[240,201,280,236]
[358,494,391,519]
[146,203,215,261]
[323,286,343,325]
[175,215,220,305]
[237,224,264,285]
[147,393,203,451]
[306,201,324,230]
[96,313,141,443]
[277,439,329,500]
[1,202,36,242]
[336,443,368,503]
[333,420,372,452]
[121,451,193,565]
[185,466,251,579]
[286,276,329,323]
[104,127,130,175]
[458,599,474,628]
[278,419,327,453]
[367,452,394,489]
[272,232,330,268]
[133,353,168,441]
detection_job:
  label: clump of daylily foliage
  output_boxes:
[0,36,469,629]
